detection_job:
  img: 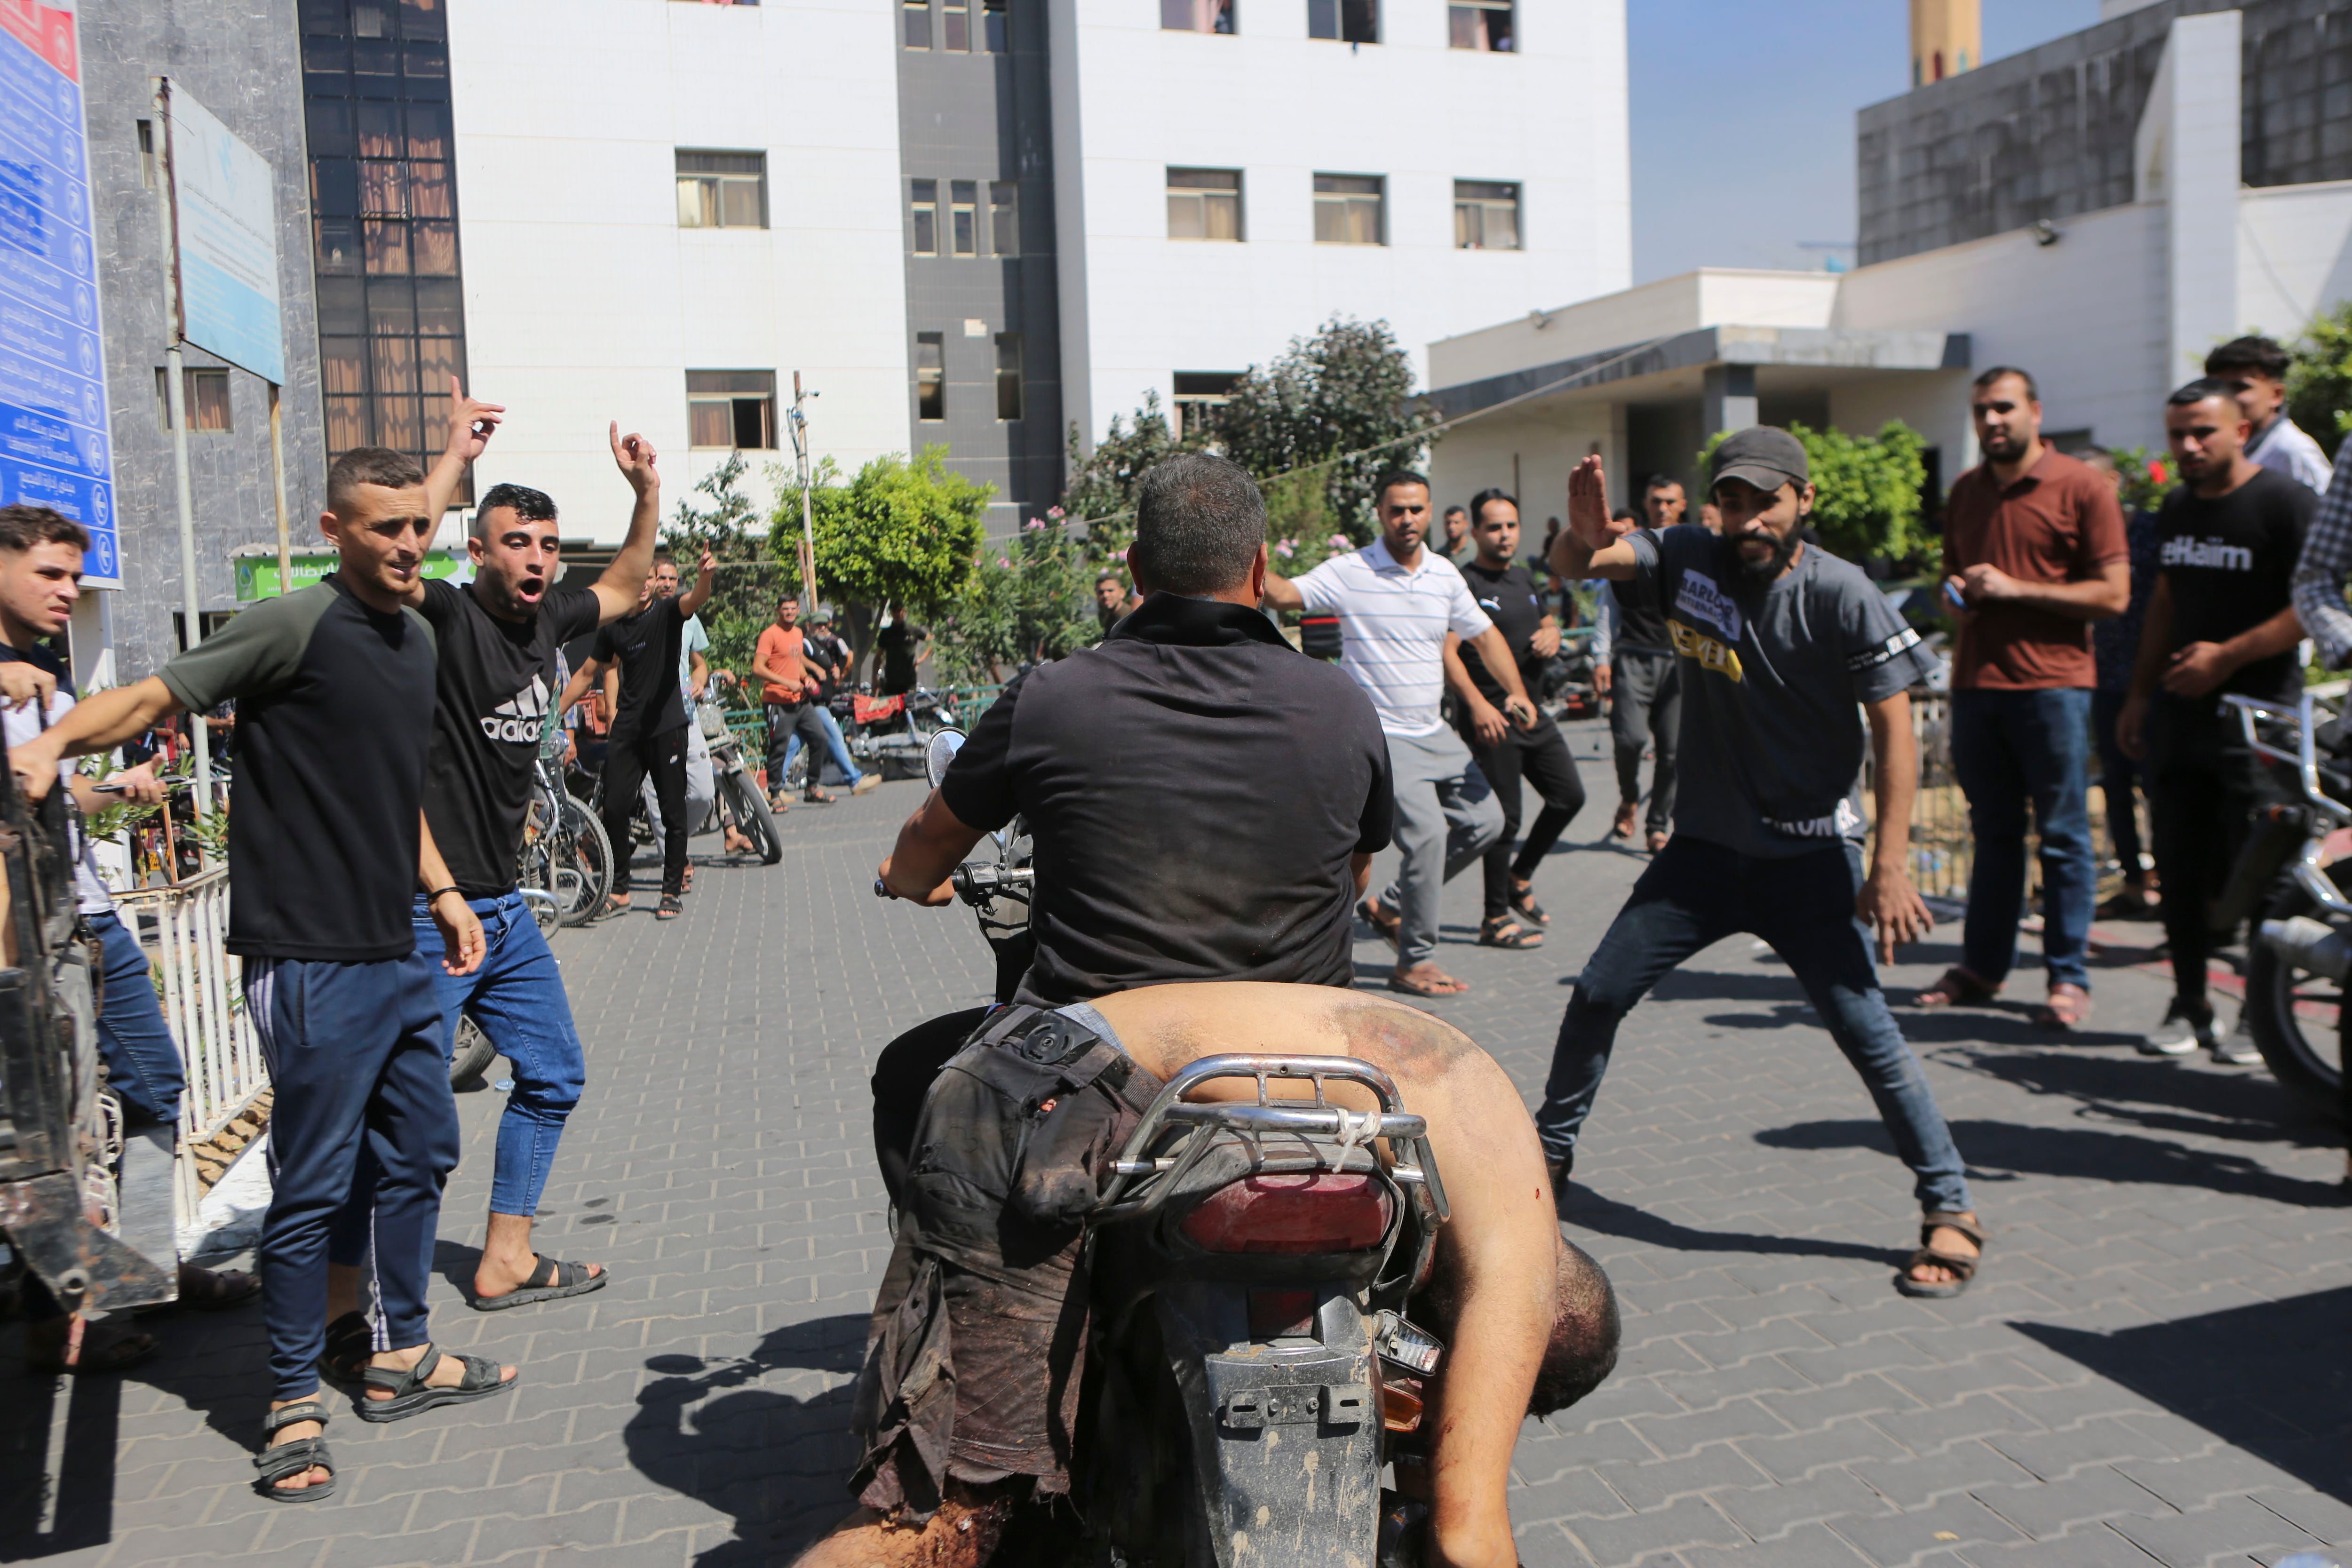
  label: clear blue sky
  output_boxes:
[1629,0,2106,281]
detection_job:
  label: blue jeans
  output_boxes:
[1536,836,1971,1214]
[1951,687,2096,991]
[782,704,863,789]
[411,892,586,1216]
[247,950,457,1399]
[91,909,186,1127]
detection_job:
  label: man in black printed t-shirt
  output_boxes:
[338,386,661,1315]
[12,447,509,1503]
[2119,378,2317,1062]
[562,547,715,916]
[1449,486,1586,949]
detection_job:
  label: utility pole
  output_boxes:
[786,373,820,602]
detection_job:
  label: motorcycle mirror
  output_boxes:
[924,727,967,790]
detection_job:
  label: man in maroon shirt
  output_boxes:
[1918,367,2129,1028]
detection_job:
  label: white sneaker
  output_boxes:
[2209,1019,2263,1066]
[2138,1004,2217,1057]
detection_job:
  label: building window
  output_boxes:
[1313,174,1383,244]
[1168,167,1242,241]
[911,179,938,255]
[302,0,471,502]
[1448,0,1510,50]
[950,180,977,256]
[904,0,930,48]
[676,150,766,229]
[915,333,945,421]
[687,371,776,449]
[1454,180,1519,249]
[989,181,1019,256]
[995,333,1024,421]
[1307,0,1375,42]
[156,367,232,432]
[984,0,1009,50]
[136,118,157,187]
[943,0,969,50]
[1172,371,1240,440]
[1162,0,1236,32]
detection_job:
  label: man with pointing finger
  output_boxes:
[1542,428,1984,1300]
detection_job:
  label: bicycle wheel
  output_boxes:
[559,796,614,923]
[724,771,784,865]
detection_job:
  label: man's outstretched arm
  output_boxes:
[676,550,718,620]
[875,789,988,905]
[589,428,664,625]
[1548,455,1641,582]
[8,678,184,800]
[420,378,504,543]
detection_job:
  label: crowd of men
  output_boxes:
[8,321,2351,1557]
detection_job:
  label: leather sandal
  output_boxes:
[318,1310,372,1385]
[1895,1211,1987,1299]
[253,1401,336,1503]
[1478,915,1544,950]
[357,1343,516,1423]
[2034,983,2091,1030]
[472,1256,607,1312]
[1509,879,1549,927]
[1914,966,1999,1008]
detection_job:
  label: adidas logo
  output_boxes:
[479,675,550,744]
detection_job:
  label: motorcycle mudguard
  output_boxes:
[1155,1281,1382,1568]
[2215,804,2308,936]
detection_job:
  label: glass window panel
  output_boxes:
[916,332,945,421]
[412,220,458,274]
[414,277,463,334]
[322,337,367,396]
[990,181,1018,255]
[1204,191,1239,239]
[375,394,421,452]
[416,335,463,388]
[315,217,361,274]
[359,159,407,215]
[676,151,764,175]
[943,0,968,51]
[405,42,447,78]
[420,390,451,446]
[353,37,398,77]
[152,367,170,430]
[370,332,418,393]
[732,396,773,449]
[316,276,366,335]
[1168,191,1204,240]
[984,0,1008,51]
[407,161,451,218]
[312,157,359,217]
[363,218,409,272]
[357,102,400,158]
[1341,0,1375,41]
[402,0,446,40]
[306,99,354,155]
[687,370,775,396]
[327,395,368,453]
[366,277,415,334]
[951,180,976,255]
[299,0,344,34]
[720,176,763,227]
[912,178,938,255]
[353,1,389,37]
[995,332,1022,421]
[304,32,349,72]
[1307,0,1335,38]
[186,370,233,432]
[677,176,712,227]
[405,102,449,158]
[689,399,733,448]
[1449,1,1510,49]
[905,0,930,48]
[1168,167,1241,190]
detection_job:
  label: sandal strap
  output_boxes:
[1906,1246,1979,1281]
[362,1345,444,1396]
[262,1401,331,1435]
[441,1350,507,1391]
[254,1435,334,1482]
[524,1255,560,1290]
[1922,1211,1989,1247]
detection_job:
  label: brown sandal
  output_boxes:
[1478,915,1543,950]
[1358,897,1402,950]
[1387,967,1468,999]
[1895,1211,1987,1299]
[2034,982,2091,1030]
[1914,966,1998,1008]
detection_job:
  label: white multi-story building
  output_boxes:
[298,0,1629,539]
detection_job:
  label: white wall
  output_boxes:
[1052,0,1629,446]
[2241,179,2352,342]
[447,0,908,541]
[1429,269,1840,390]
[1426,405,1618,532]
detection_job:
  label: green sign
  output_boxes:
[234,552,465,601]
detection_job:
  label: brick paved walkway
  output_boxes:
[4,727,2347,1567]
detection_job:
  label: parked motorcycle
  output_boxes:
[700,701,782,865]
[907,732,1453,1567]
[2223,690,2349,1118]
[1539,627,1603,722]
[809,685,960,787]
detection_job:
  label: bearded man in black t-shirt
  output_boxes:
[1448,487,1587,948]
[362,385,665,1313]
[2119,378,2317,1062]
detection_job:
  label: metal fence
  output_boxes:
[1892,690,1975,901]
[112,868,266,1225]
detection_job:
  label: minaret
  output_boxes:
[1911,0,1982,85]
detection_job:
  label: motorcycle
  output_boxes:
[2222,690,2349,1118]
[1539,627,1603,722]
[699,700,782,865]
[910,731,1453,1567]
[806,684,960,788]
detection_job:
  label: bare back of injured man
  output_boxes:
[799,982,1616,1568]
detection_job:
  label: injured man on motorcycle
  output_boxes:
[797,982,1617,1568]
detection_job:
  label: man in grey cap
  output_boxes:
[1542,427,1985,1299]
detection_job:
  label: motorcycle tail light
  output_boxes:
[1178,1173,1393,1253]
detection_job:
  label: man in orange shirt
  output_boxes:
[1918,367,2129,1029]
[755,593,874,808]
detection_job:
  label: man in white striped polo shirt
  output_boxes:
[1266,470,1538,997]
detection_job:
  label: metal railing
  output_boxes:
[1892,690,1974,901]
[112,868,265,1225]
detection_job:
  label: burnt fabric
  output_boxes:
[851,1007,1161,1521]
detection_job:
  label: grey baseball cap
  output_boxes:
[1710,426,1810,496]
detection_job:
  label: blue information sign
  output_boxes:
[0,3,117,585]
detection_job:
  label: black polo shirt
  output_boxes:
[940,593,1394,1006]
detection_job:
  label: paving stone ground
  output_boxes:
[3,724,2347,1567]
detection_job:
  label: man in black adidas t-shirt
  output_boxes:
[1449,488,1588,949]
[381,390,663,1309]
[2119,378,2317,1061]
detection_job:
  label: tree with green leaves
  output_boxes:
[785,446,990,673]
[2288,301,2352,458]
[931,518,1100,686]
[662,454,790,683]
[1699,421,1931,567]
[1060,391,1191,556]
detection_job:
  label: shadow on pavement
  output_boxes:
[0,1354,121,1562]
[623,1313,867,1566]
[2013,1284,2352,1503]
[1760,1117,2344,1206]
[1559,1185,1903,1268]
[1950,1048,2342,1153]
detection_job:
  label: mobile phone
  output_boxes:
[1943,581,1967,611]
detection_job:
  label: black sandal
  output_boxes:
[356,1343,516,1423]
[1478,915,1544,950]
[253,1401,336,1503]
[1509,881,1549,927]
[657,893,683,921]
[318,1310,372,1385]
[1895,1211,1988,1299]
[472,1255,607,1312]
[1359,897,1401,950]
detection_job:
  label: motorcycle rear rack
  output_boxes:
[1098,1054,1449,1229]
[2225,690,2352,917]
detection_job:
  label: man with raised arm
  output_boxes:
[1543,430,1986,1299]
[319,387,661,1319]
[9,447,507,1504]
